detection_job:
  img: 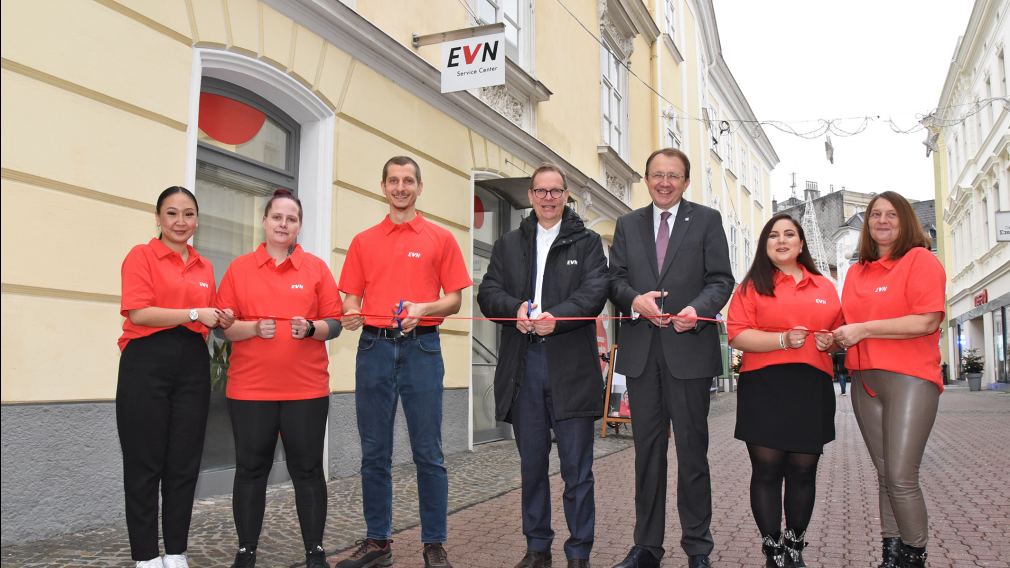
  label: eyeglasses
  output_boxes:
[532,188,566,199]
[648,172,686,182]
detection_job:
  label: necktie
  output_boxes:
[656,211,671,268]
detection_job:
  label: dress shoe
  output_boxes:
[612,546,660,568]
[514,550,552,568]
[688,554,712,568]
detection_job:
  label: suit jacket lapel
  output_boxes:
[659,200,693,280]
[636,205,659,278]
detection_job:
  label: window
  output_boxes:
[729,223,739,279]
[601,40,628,156]
[664,0,676,42]
[475,0,529,68]
[194,79,299,476]
[665,112,681,149]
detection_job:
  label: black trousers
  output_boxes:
[228,397,329,550]
[626,330,714,558]
[117,327,210,561]
[513,342,596,560]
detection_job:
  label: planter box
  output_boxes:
[966,372,983,392]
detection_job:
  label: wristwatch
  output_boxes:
[304,320,316,339]
[188,308,199,322]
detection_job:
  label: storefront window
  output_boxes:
[995,307,1008,383]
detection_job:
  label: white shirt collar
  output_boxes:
[653,201,681,222]
[538,221,562,239]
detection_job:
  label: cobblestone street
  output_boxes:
[3,385,1007,567]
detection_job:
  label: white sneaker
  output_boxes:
[136,558,165,568]
[164,554,190,568]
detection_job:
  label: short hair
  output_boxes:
[857,191,931,262]
[645,148,691,180]
[739,213,822,296]
[382,156,422,183]
[156,186,198,214]
[529,162,568,190]
[264,188,303,221]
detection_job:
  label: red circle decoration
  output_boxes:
[198,92,267,145]
[474,195,485,229]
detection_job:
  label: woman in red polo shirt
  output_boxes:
[118,186,234,568]
[727,213,841,568]
[217,189,342,568]
[833,192,945,568]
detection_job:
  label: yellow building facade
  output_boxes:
[0,0,775,542]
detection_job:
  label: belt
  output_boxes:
[363,325,438,340]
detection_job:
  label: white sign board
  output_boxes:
[440,32,505,93]
[997,211,1010,242]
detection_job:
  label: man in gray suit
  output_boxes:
[609,148,734,568]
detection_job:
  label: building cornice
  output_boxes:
[265,0,630,218]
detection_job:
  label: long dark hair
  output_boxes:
[156,186,198,214]
[739,213,822,296]
[856,191,931,263]
[264,188,302,221]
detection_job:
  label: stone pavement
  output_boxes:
[3,385,1007,567]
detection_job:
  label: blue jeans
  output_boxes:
[355,329,447,543]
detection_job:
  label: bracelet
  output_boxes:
[779,332,787,350]
[304,320,316,340]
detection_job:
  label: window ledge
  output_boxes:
[661,33,684,64]
[597,145,641,205]
[505,57,551,103]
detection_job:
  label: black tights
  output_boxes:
[228,397,329,551]
[747,444,820,537]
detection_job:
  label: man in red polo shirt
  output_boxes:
[336,156,472,568]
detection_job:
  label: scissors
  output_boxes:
[525,299,534,335]
[392,299,405,332]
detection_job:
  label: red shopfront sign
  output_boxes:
[974,289,988,307]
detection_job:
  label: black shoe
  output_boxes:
[423,543,452,568]
[688,555,711,568]
[515,550,552,568]
[899,544,928,568]
[335,539,392,568]
[762,535,786,568]
[568,560,590,568]
[782,529,806,568]
[231,547,256,568]
[878,538,902,568]
[306,545,329,568]
[612,546,660,568]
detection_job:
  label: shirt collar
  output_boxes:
[382,212,425,234]
[773,264,819,288]
[873,254,898,270]
[253,242,304,269]
[149,237,202,266]
[653,201,681,224]
[537,221,561,239]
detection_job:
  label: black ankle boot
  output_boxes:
[878,537,902,568]
[899,543,927,567]
[762,534,786,568]
[782,528,806,567]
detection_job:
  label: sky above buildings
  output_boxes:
[714,0,974,203]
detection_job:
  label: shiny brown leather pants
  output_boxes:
[851,370,939,548]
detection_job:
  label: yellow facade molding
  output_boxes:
[1,168,154,214]
[2,283,121,304]
[93,0,192,46]
[0,58,187,133]
[336,113,470,180]
[439,328,470,337]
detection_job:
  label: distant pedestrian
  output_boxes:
[117,186,234,568]
[727,213,841,567]
[833,191,945,568]
[217,189,343,568]
[477,163,610,568]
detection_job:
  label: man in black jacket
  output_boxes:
[477,163,610,568]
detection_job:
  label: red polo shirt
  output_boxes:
[339,213,472,327]
[216,244,343,400]
[119,238,216,351]
[727,266,842,376]
[842,246,946,390]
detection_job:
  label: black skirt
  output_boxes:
[734,363,836,454]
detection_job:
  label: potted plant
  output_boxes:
[962,348,984,391]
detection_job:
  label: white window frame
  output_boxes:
[600,37,629,158]
[473,0,532,70]
[664,0,676,42]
